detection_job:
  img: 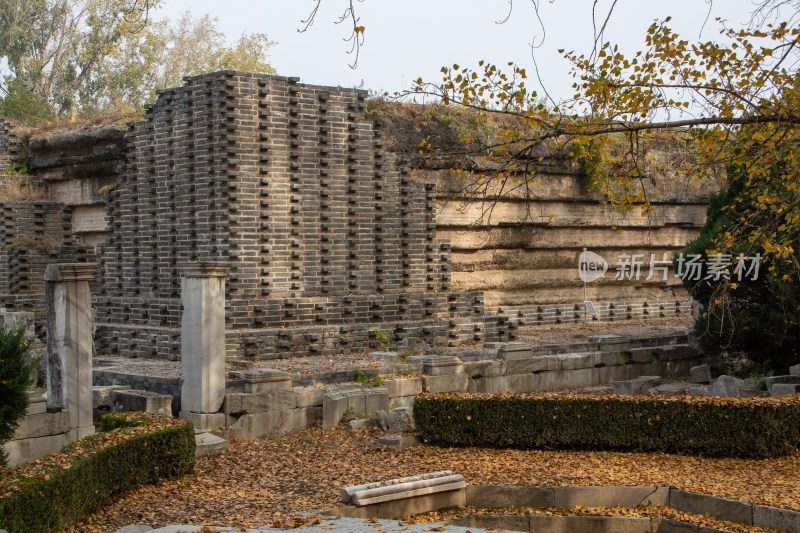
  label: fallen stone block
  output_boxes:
[346,418,378,431]
[708,375,743,397]
[613,376,660,395]
[771,383,800,396]
[341,470,466,506]
[765,375,800,395]
[195,432,228,457]
[689,364,712,383]
[111,390,172,414]
[388,406,415,433]
[376,434,421,451]
[93,385,131,410]
[323,390,349,429]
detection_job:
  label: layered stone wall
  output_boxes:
[27,122,126,247]
[94,71,509,360]
[408,160,713,310]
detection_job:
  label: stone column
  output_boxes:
[45,263,96,441]
[178,262,228,429]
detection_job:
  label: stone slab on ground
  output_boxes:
[376,434,422,451]
[195,432,228,457]
[113,526,154,533]
[613,376,660,395]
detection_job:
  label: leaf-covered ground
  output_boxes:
[75,426,800,532]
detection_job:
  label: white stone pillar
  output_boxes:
[45,263,96,441]
[178,262,228,429]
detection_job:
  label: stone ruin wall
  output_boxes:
[412,158,711,326]
[92,71,510,360]
[0,71,716,357]
[0,120,88,329]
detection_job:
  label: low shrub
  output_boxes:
[0,323,32,470]
[414,392,800,459]
[0,412,195,533]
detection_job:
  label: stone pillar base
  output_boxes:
[180,411,225,430]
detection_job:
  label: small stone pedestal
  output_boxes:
[45,263,96,441]
[178,262,228,430]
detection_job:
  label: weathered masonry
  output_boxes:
[0,72,714,361]
[92,72,512,360]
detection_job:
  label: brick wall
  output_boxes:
[95,72,507,360]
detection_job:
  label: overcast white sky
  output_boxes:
[154,0,760,101]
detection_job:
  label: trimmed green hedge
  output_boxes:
[414,393,800,458]
[0,412,195,533]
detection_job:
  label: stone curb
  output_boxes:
[463,485,800,532]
